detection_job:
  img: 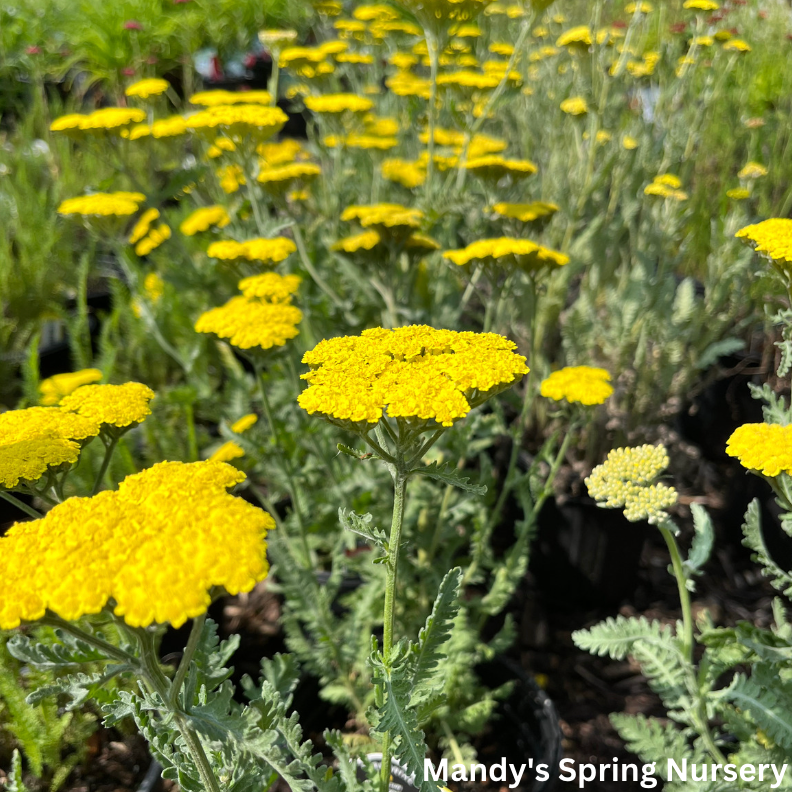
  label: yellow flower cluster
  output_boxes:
[299,325,528,428]
[738,161,768,180]
[50,108,146,134]
[59,383,155,429]
[540,366,613,405]
[324,134,398,151]
[464,155,538,179]
[556,26,592,48]
[0,404,102,489]
[258,162,322,186]
[443,237,569,272]
[560,96,588,115]
[259,139,305,164]
[125,78,169,99]
[492,202,559,222]
[736,219,792,265]
[180,205,231,236]
[585,445,678,523]
[39,369,102,406]
[386,72,431,99]
[341,203,424,232]
[209,441,245,463]
[129,208,161,244]
[238,273,302,301]
[190,90,272,106]
[186,105,287,140]
[58,192,146,218]
[683,0,718,9]
[207,237,297,265]
[195,272,302,351]
[726,423,792,477]
[381,159,427,189]
[304,93,374,113]
[644,174,688,201]
[129,208,171,255]
[437,71,501,90]
[0,461,273,629]
[230,414,258,433]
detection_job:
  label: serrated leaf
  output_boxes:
[742,499,792,597]
[411,461,487,495]
[410,568,462,705]
[683,503,714,589]
[726,667,792,751]
[339,508,387,548]
[370,655,438,792]
[5,750,29,792]
[610,714,701,774]
[27,667,131,710]
[7,631,107,668]
[573,615,687,705]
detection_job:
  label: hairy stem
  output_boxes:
[380,469,408,792]
[168,613,206,708]
[92,436,119,496]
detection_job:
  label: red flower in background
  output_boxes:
[123,20,143,30]
[670,22,686,34]
[122,67,136,76]
[26,46,41,54]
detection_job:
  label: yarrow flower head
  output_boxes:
[340,203,424,234]
[560,96,588,116]
[736,219,792,278]
[59,383,155,430]
[0,461,273,629]
[129,208,161,244]
[463,155,538,180]
[190,89,272,106]
[492,202,559,223]
[58,192,146,218]
[195,297,302,350]
[209,441,245,463]
[304,93,374,113]
[726,423,792,477]
[186,104,287,141]
[0,407,102,490]
[207,237,297,265]
[39,369,103,406]
[50,108,146,135]
[556,26,592,49]
[230,414,258,433]
[180,205,231,236]
[738,161,768,180]
[125,78,169,99]
[585,445,678,523]
[644,174,688,201]
[238,273,302,302]
[443,237,569,274]
[298,326,528,429]
[540,366,613,405]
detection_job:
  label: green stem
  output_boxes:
[292,224,346,310]
[92,436,119,496]
[39,616,137,665]
[0,491,44,520]
[657,523,726,764]
[658,523,693,662]
[137,628,222,792]
[168,613,206,708]
[380,469,408,792]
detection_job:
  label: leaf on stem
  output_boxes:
[410,460,487,495]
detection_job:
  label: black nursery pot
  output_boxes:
[473,656,563,792]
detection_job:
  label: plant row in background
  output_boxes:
[3,0,792,790]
